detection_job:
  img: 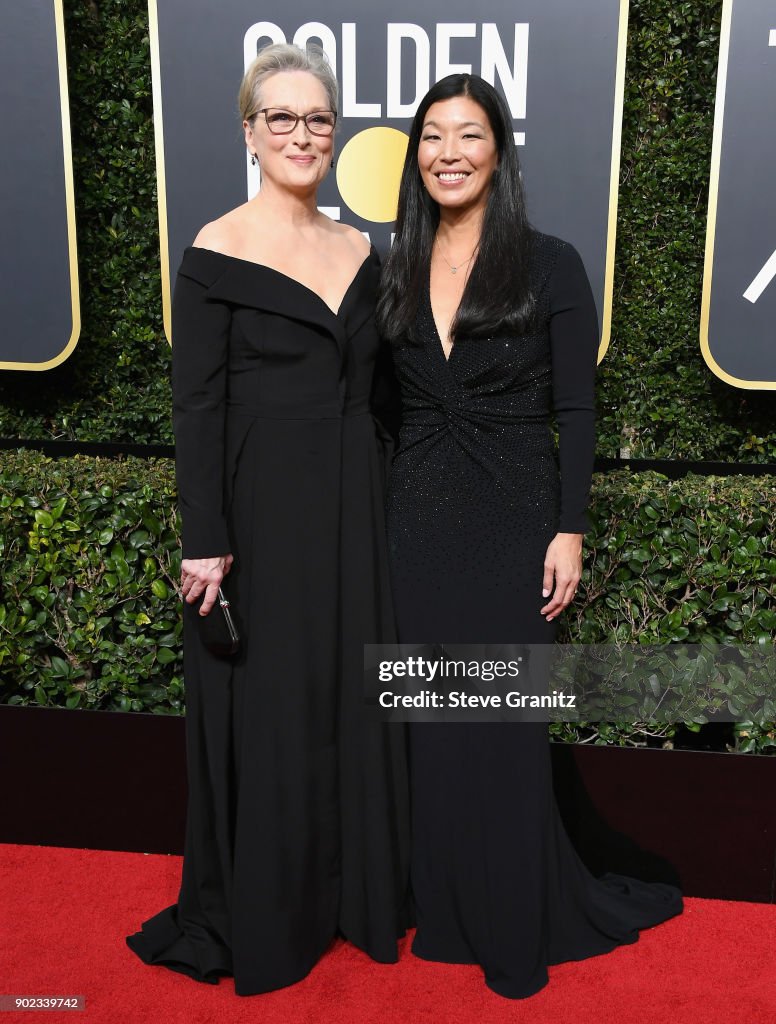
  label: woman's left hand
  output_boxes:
[540,533,583,621]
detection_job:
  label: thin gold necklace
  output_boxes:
[435,235,477,275]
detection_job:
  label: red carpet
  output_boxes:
[1,843,775,1023]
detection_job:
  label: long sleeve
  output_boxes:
[171,265,232,559]
[547,242,598,534]
[370,338,402,445]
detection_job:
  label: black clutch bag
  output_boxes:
[196,585,240,657]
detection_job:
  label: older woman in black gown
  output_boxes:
[126,44,410,995]
[377,74,681,999]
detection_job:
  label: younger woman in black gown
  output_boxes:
[377,74,682,999]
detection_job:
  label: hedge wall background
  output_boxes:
[0,0,775,458]
[2,450,775,752]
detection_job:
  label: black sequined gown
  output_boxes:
[385,232,682,999]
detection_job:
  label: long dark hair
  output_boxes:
[376,74,535,344]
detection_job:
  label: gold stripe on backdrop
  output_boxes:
[598,0,629,364]
[148,0,173,345]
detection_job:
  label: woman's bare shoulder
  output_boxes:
[325,217,371,259]
[192,205,253,255]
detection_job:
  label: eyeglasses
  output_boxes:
[257,108,337,136]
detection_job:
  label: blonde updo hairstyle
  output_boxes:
[239,43,339,124]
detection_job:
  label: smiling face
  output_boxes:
[243,70,334,196]
[417,95,499,215]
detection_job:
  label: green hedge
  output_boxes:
[556,468,776,753]
[2,451,774,752]
[0,0,775,460]
[0,451,182,713]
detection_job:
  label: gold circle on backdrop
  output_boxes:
[336,127,410,223]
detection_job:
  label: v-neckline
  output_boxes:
[188,244,376,319]
[425,277,456,365]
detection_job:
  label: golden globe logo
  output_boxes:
[244,20,529,223]
[337,127,409,223]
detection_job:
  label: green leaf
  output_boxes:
[50,657,70,677]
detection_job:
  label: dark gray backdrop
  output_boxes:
[703,0,776,388]
[152,1,627,351]
[0,0,78,369]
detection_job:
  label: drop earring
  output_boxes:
[250,153,257,166]
[331,157,335,169]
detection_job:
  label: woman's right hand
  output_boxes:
[181,554,234,615]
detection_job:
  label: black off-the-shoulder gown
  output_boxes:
[126,245,410,995]
[385,232,682,999]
